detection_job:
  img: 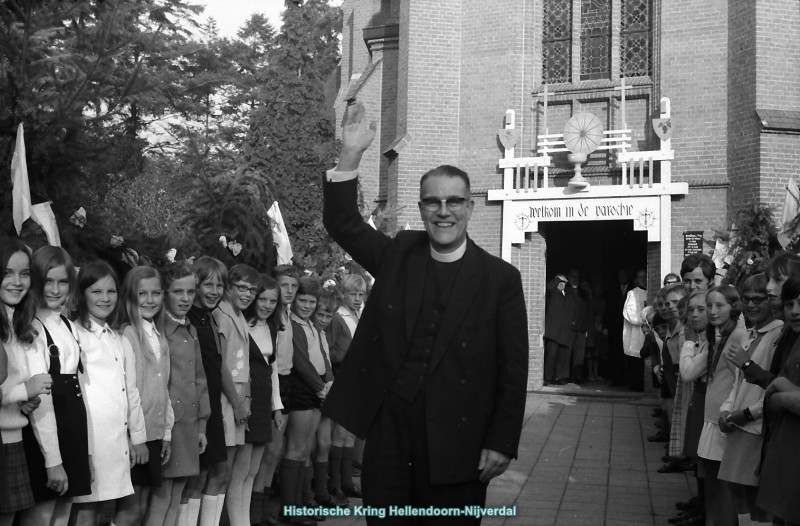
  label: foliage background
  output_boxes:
[0,0,352,275]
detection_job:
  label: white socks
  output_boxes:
[200,495,219,526]
[177,503,188,526]
[738,514,753,526]
[185,498,202,526]
[215,494,226,526]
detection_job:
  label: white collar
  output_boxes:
[165,310,186,326]
[752,319,783,335]
[142,319,159,336]
[430,239,467,263]
[88,318,111,335]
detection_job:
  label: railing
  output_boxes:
[498,97,674,195]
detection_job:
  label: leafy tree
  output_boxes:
[717,204,781,288]
[246,0,344,272]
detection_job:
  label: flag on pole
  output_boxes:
[267,201,293,265]
[778,178,800,248]
[11,124,32,234]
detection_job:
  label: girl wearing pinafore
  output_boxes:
[0,240,53,525]
[69,262,147,526]
[19,246,92,526]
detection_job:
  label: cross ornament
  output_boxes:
[614,78,632,130]
[536,84,556,134]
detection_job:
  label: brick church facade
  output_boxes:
[330,0,800,389]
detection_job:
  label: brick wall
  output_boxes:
[514,232,547,390]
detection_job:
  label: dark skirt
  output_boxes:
[0,433,5,502]
[245,336,273,445]
[0,441,34,513]
[130,440,163,488]
[195,328,227,467]
[757,411,800,523]
[280,372,323,412]
[22,370,92,502]
[683,381,706,459]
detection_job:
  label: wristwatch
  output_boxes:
[741,360,754,371]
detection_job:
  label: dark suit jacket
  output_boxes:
[544,279,579,347]
[321,176,529,485]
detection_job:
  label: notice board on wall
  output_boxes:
[683,231,704,258]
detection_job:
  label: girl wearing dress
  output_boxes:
[718,273,781,526]
[183,257,229,526]
[240,275,284,526]
[146,262,210,526]
[212,264,258,526]
[20,246,92,526]
[119,266,175,526]
[69,261,148,526]
[0,240,52,526]
[697,286,746,526]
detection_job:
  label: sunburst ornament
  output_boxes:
[563,112,604,189]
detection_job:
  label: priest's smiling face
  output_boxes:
[418,174,474,254]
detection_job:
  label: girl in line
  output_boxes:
[69,261,148,526]
[327,275,366,502]
[280,277,332,525]
[718,274,781,526]
[147,262,210,526]
[0,240,52,526]
[119,266,174,526]
[242,276,284,526]
[213,265,258,526]
[696,286,746,526]
[183,257,229,526]
[20,246,92,526]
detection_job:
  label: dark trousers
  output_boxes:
[571,333,586,379]
[610,334,627,384]
[544,339,571,382]
[626,355,644,391]
[362,391,488,525]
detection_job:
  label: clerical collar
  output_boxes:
[430,239,467,263]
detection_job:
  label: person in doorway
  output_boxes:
[321,100,529,523]
[567,269,589,384]
[607,269,630,386]
[545,274,579,386]
[623,269,647,392]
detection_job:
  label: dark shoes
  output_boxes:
[315,493,347,508]
[658,458,687,473]
[330,490,350,507]
[556,378,569,386]
[342,485,362,499]
[675,497,698,511]
[648,432,669,442]
[652,408,663,417]
[571,377,585,385]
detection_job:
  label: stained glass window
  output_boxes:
[580,0,611,80]
[542,0,572,84]
[621,0,652,77]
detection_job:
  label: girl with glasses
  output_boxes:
[213,264,259,526]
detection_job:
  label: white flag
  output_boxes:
[11,124,32,234]
[367,216,377,230]
[268,201,293,265]
[405,222,411,230]
[30,202,60,246]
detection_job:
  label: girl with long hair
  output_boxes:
[19,246,92,526]
[240,275,284,526]
[696,285,746,526]
[118,266,174,526]
[69,261,147,526]
[0,239,52,526]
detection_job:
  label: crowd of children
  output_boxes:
[643,252,800,526]
[0,238,368,526]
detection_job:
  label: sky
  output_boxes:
[195,0,286,37]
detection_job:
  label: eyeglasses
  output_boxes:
[419,197,468,212]
[234,284,258,295]
[742,295,768,305]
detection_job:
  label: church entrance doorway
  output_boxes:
[541,219,648,394]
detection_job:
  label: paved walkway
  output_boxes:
[318,392,696,526]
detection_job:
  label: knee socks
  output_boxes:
[314,461,330,499]
[329,446,343,494]
[185,498,201,526]
[199,495,218,526]
[302,464,314,505]
[261,486,272,520]
[280,458,303,511]
[342,447,356,490]
[296,462,309,509]
[214,493,225,526]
